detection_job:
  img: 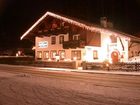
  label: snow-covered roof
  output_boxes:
[20,11,140,42]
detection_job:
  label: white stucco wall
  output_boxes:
[35,33,85,63]
[35,32,129,63]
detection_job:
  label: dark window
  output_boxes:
[71,50,81,60]
[110,35,117,43]
[86,32,101,47]
[59,36,64,44]
[51,36,56,45]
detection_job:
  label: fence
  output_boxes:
[82,62,140,71]
[33,61,77,69]
[108,62,140,71]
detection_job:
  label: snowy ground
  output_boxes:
[0,70,140,105]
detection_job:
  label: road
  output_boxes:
[0,64,140,105]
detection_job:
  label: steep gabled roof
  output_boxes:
[20,11,140,42]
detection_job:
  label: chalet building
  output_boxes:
[21,11,140,68]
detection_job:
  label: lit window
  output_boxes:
[59,36,64,44]
[59,50,65,60]
[37,51,42,59]
[93,50,98,59]
[71,50,81,60]
[51,36,56,45]
[44,51,49,59]
[50,50,57,60]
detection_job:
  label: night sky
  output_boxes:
[0,0,140,49]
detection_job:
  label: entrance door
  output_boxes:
[111,51,119,63]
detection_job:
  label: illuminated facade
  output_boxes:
[21,11,140,68]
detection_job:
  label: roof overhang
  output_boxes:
[20,11,140,42]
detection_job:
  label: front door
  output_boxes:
[111,51,119,63]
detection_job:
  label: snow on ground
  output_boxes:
[0,71,140,105]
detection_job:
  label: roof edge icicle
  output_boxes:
[20,11,140,42]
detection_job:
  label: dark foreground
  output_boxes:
[0,64,140,105]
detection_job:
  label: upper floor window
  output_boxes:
[51,36,56,45]
[59,36,64,44]
[110,35,117,43]
[73,35,80,40]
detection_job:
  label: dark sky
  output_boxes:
[0,0,140,49]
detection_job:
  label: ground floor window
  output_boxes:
[37,51,42,59]
[44,51,49,59]
[93,50,98,59]
[71,50,81,60]
[59,50,65,60]
[50,50,57,60]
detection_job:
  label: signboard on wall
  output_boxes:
[38,41,48,48]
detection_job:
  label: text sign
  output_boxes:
[38,41,48,48]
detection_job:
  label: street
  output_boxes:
[0,64,140,105]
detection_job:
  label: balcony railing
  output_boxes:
[63,40,85,49]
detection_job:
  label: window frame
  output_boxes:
[43,51,49,60]
[59,35,64,44]
[37,51,42,60]
[51,36,56,45]
[50,50,57,60]
[73,35,80,40]
[59,50,65,60]
[71,50,81,60]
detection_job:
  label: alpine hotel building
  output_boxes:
[21,12,140,69]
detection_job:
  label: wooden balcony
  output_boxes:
[63,40,85,49]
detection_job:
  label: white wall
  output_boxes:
[35,32,129,63]
[35,33,85,63]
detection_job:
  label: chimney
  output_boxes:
[100,17,107,28]
[100,17,113,28]
[107,21,113,28]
